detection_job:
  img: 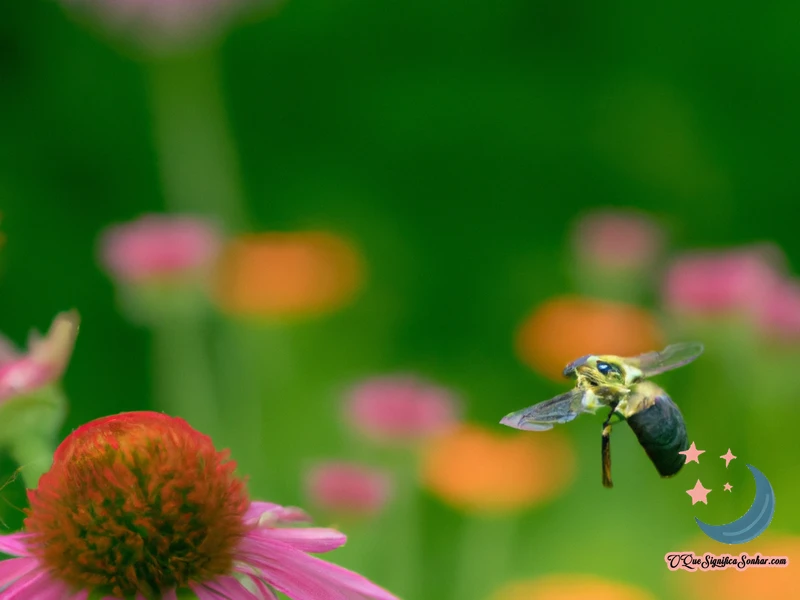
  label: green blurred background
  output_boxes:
[2,1,800,599]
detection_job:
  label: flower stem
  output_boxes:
[453,514,518,600]
[383,451,421,600]
[145,43,264,492]
[9,434,55,489]
[146,46,249,230]
[215,321,287,500]
[151,317,221,440]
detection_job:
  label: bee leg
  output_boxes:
[602,426,613,488]
[601,401,620,489]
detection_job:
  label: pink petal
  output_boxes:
[245,501,311,526]
[0,533,34,557]
[202,576,262,600]
[0,311,80,401]
[237,539,348,600]
[239,537,399,600]
[0,557,39,587]
[1,568,56,600]
[0,359,52,402]
[192,577,262,600]
[256,527,347,553]
[232,563,279,600]
[274,506,313,523]
[248,577,278,600]
[161,590,178,600]
[243,502,282,522]
[189,584,225,600]
[284,554,400,600]
[21,576,72,600]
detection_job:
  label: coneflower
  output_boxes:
[0,411,400,600]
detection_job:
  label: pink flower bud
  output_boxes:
[305,462,392,518]
[0,311,80,403]
[98,214,222,285]
[344,376,462,445]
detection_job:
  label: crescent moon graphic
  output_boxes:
[695,464,775,544]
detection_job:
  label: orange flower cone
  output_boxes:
[213,231,364,320]
[421,423,576,515]
[516,295,664,381]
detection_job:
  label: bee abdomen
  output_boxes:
[626,392,689,477]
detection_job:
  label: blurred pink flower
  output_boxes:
[61,0,264,44]
[305,461,393,518]
[757,278,800,340]
[0,311,80,403]
[344,376,462,445]
[663,244,785,318]
[98,214,222,284]
[571,209,665,270]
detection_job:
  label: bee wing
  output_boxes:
[500,389,587,431]
[626,342,704,378]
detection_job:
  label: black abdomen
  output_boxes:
[626,393,689,477]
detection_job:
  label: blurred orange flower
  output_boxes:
[516,295,664,381]
[489,574,657,600]
[213,231,364,319]
[421,423,575,515]
[678,535,799,600]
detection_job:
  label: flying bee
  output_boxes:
[500,342,704,488]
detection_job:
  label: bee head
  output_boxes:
[564,354,636,390]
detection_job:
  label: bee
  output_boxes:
[500,342,704,488]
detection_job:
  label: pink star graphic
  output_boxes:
[723,483,733,492]
[679,441,705,464]
[720,448,737,468]
[687,480,712,505]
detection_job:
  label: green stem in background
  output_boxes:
[382,451,421,600]
[146,46,249,230]
[256,325,298,497]
[453,514,517,600]
[573,263,652,305]
[748,346,797,492]
[152,316,221,441]
[214,321,295,501]
[216,321,265,496]
[9,435,55,490]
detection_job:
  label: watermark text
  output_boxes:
[665,551,789,572]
